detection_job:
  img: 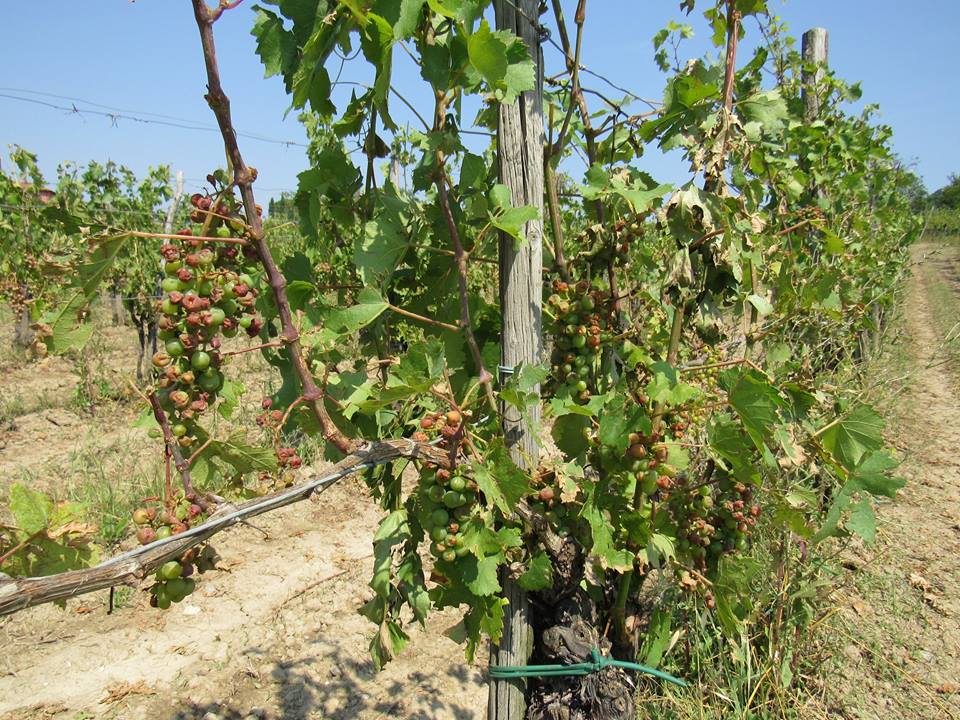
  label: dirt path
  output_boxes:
[0,473,486,720]
[818,243,960,719]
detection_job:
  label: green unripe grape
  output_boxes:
[217,226,232,238]
[208,307,226,326]
[430,527,448,543]
[455,545,470,558]
[572,335,586,349]
[579,296,595,311]
[430,508,450,527]
[158,561,183,581]
[198,370,223,393]
[161,299,179,316]
[155,526,172,540]
[221,283,236,300]
[166,578,192,602]
[165,339,185,357]
[443,490,467,508]
[238,315,253,329]
[448,476,467,492]
[427,485,445,503]
[164,261,183,276]
[442,549,457,563]
[223,325,238,338]
[161,277,182,293]
[641,474,658,495]
[190,351,211,371]
[430,542,446,558]
[196,279,214,296]
[238,273,255,287]
[575,380,588,393]
[171,423,188,438]
[158,329,176,342]
[155,591,172,610]
[219,299,238,316]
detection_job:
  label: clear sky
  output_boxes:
[1,1,956,204]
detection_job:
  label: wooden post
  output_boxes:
[490,1,544,718]
[802,28,828,121]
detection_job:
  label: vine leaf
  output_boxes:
[322,288,389,334]
[10,484,53,535]
[850,450,904,497]
[846,497,876,544]
[355,214,410,285]
[727,371,784,450]
[461,554,502,596]
[471,442,530,515]
[250,7,296,78]
[39,235,128,354]
[394,0,427,38]
[466,20,535,103]
[821,405,884,470]
[518,551,553,591]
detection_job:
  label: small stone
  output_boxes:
[202,713,222,720]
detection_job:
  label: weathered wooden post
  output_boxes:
[489,1,544,718]
[802,28,828,121]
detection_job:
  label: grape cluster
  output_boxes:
[131,492,204,545]
[148,545,219,609]
[570,218,636,272]
[411,410,478,565]
[546,279,614,402]
[253,397,305,489]
[130,496,218,609]
[664,474,760,593]
[419,465,476,564]
[151,195,264,449]
[527,475,575,538]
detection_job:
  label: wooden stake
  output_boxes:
[490,1,544,717]
[802,28,829,121]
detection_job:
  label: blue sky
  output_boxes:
[1,1,956,205]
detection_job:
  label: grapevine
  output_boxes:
[0,1,927,718]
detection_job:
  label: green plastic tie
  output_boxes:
[489,647,687,687]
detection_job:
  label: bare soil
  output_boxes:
[0,315,486,720]
[0,477,486,720]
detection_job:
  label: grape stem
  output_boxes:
[191,0,353,453]
[147,391,203,507]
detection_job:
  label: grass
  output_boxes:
[9,429,164,546]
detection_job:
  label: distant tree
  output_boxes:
[895,169,928,213]
[266,192,298,222]
[930,174,960,209]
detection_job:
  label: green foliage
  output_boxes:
[0,2,924,713]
